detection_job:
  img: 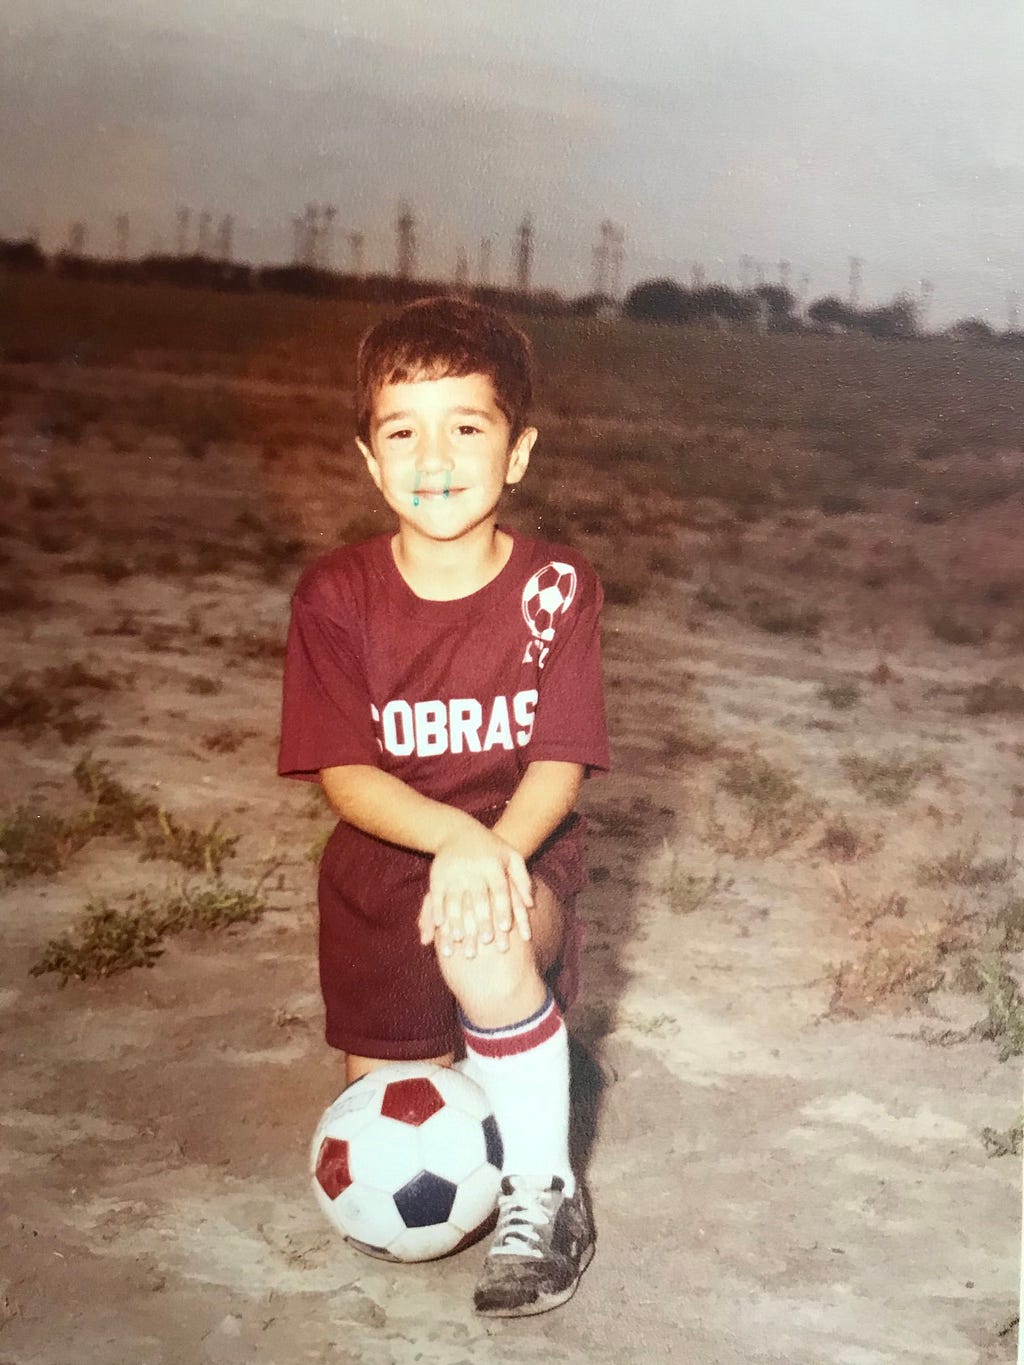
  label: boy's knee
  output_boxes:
[436,932,538,1008]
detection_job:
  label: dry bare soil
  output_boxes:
[1,279,1022,1364]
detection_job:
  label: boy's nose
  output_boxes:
[416,430,455,472]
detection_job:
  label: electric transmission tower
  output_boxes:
[848,255,863,309]
[320,205,336,270]
[478,237,492,287]
[1008,290,1020,332]
[216,215,235,263]
[396,201,417,281]
[608,224,625,299]
[778,260,791,289]
[197,211,212,258]
[454,245,469,289]
[691,263,706,289]
[175,208,191,257]
[918,279,934,332]
[114,214,130,259]
[592,220,612,295]
[348,232,365,277]
[65,222,86,256]
[739,255,754,290]
[592,221,625,298]
[514,215,533,294]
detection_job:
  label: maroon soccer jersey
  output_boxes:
[277,528,609,1058]
[278,529,609,801]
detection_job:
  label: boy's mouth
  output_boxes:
[413,471,459,505]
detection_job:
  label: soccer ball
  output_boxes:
[310,1061,503,1262]
[522,562,577,642]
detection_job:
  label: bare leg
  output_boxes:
[436,878,563,1029]
[344,1050,454,1088]
[344,880,564,1084]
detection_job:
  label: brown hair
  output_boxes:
[355,296,533,443]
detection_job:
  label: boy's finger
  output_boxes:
[509,886,532,942]
[489,879,513,935]
[458,894,476,957]
[507,856,534,908]
[418,898,435,946]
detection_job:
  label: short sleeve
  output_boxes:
[277,595,381,781]
[527,567,610,775]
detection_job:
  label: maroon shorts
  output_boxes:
[316,812,589,1059]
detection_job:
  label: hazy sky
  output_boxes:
[3,0,1022,324]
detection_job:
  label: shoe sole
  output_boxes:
[474,1243,595,1319]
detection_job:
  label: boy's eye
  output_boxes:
[457,425,481,436]
[386,428,413,441]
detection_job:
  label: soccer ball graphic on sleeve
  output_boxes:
[311,1061,503,1262]
[521,561,577,665]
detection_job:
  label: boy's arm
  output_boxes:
[490,760,584,859]
[320,765,534,954]
[320,760,583,958]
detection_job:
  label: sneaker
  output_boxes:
[473,1175,595,1318]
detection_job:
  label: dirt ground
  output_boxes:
[1,360,1021,1364]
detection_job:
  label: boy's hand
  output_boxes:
[418,821,534,959]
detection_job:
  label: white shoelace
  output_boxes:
[489,1184,559,1259]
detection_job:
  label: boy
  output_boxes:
[278,296,609,1317]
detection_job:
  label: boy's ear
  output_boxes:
[356,437,383,492]
[505,426,537,486]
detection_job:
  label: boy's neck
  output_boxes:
[392,521,513,601]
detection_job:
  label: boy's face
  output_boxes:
[357,372,536,544]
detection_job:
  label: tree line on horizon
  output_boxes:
[1,235,1019,348]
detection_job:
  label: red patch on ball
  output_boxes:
[380,1077,445,1126]
[315,1136,352,1199]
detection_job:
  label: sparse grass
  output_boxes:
[995,897,1024,953]
[841,750,944,806]
[69,551,135,584]
[47,661,122,692]
[0,672,101,743]
[816,817,869,862]
[722,755,800,810]
[659,845,730,916]
[0,807,89,882]
[693,584,735,613]
[223,628,287,663]
[73,753,156,836]
[963,678,1024,716]
[828,925,947,1016]
[818,680,861,711]
[746,597,822,637]
[202,726,256,754]
[707,754,817,856]
[0,579,46,613]
[30,879,268,983]
[819,492,865,517]
[927,611,991,647]
[980,1116,1023,1158]
[138,807,239,875]
[661,722,719,761]
[186,675,222,696]
[917,840,1015,889]
[976,957,1024,1060]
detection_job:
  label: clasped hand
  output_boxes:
[417,820,533,958]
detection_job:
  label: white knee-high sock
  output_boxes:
[460,991,574,1196]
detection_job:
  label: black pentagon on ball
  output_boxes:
[482,1114,503,1169]
[393,1170,458,1228]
